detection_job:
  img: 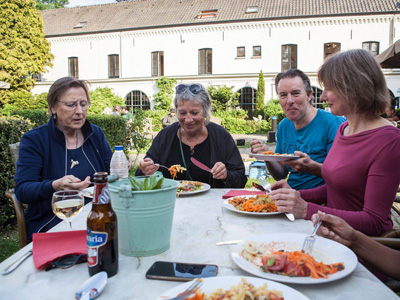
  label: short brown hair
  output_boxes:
[47,77,91,114]
[318,49,389,116]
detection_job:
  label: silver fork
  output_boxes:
[256,176,295,221]
[155,163,169,170]
[165,279,203,300]
[302,216,322,254]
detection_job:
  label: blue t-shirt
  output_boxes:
[275,109,345,190]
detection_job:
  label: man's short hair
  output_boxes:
[274,69,312,95]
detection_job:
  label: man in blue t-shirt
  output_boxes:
[251,69,344,190]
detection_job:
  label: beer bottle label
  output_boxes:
[87,229,108,267]
[93,184,111,205]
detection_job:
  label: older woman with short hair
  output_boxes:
[137,83,246,188]
[269,49,400,236]
[15,77,112,241]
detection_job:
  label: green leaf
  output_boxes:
[130,177,144,190]
[143,177,149,190]
[153,177,164,190]
[148,174,156,189]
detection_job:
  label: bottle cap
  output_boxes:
[114,145,124,151]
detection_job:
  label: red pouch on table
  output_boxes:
[222,190,265,199]
[32,230,87,269]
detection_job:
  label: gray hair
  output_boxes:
[174,84,212,125]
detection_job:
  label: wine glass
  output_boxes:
[52,190,84,230]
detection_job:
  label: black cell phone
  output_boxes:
[145,261,218,282]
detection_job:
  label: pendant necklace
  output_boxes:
[70,131,79,169]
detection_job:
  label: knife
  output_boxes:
[190,157,211,172]
[215,240,241,246]
[2,250,32,275]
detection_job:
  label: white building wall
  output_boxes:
[33,14,400,107]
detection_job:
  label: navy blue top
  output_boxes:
[15,116,112,240]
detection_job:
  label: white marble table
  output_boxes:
[0,188,398,300]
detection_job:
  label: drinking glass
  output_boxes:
[52,190,84,230]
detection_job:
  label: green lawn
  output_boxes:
[0,227,20,263]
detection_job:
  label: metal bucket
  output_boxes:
[108,177,179,257]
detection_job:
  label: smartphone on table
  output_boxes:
[145,261,218,282]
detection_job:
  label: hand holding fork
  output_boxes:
[302,216,322,254]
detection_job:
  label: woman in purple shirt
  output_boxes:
[270,49,400,236]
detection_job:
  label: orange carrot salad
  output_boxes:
[261,250,344,279]
[168,164,186,180]
[228,195,278,213]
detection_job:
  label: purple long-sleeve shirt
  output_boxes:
[301,122,400,236]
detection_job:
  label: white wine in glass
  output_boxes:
[52,190,84,230]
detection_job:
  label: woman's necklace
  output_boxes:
[70,131,79,169]
[181,127,205,155]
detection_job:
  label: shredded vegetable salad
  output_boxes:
[228,195,278,213]
[185,277,284,300]
[241,240,345,279]
[178,181,204,193]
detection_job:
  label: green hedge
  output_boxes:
[0,117,33,228]
[10,109,129,151]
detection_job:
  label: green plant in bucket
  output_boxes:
[130,175,164,191]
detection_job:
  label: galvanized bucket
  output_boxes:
[108,177,179,257]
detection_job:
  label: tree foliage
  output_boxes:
[88,87,125,115]
[152,77,177,110]
[207,85,240,113]
[35,0,68,10]
[0,0,54,108]
[256,70,265,117]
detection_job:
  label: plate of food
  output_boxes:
[177,181,210,196]
[223,194,282,216]
[231,233,357,284]
[156,276,309,300]
[82,186,94,198]
[250,151,299,162]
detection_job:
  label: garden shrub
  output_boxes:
[10,109,49,127]
[264,99,285,123]
[0,117,33,228]
[143,109,167,132]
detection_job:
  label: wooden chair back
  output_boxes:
[5,142,27,248]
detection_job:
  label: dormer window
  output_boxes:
[246,6,258,13]
[74,21,87,29]
[196,9,218,19]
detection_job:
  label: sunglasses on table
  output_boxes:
[45,253,87,271]
[175,84,204,95]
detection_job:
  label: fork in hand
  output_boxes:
[256,176,295,221]
[155,163,169,170]
[165,279,203,300]
[302,216,323,254]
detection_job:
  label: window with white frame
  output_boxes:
[362,41,379,56]
[151,51,164,77]
[281,44,297,71]
[108,54,119,78]
[237,47,245,58]
[199,48,212,74]
[68,57,79,79]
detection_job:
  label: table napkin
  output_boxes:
[222,190,265,199]
[32,230,87,269]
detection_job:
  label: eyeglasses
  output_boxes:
[61,101,90,111]
[45,253,87,271]
[175,84,203,95]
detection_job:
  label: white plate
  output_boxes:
[156,276,309,300]
[231,233,357,284]
[250,153,299,162]
[223,195,282,216]
[82,187,94,198]
[177,182,211,197]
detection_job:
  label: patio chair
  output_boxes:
[4,142,27,248]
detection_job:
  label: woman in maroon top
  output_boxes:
[269,49,400,236]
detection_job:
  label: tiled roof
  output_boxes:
[41,0,400,37]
